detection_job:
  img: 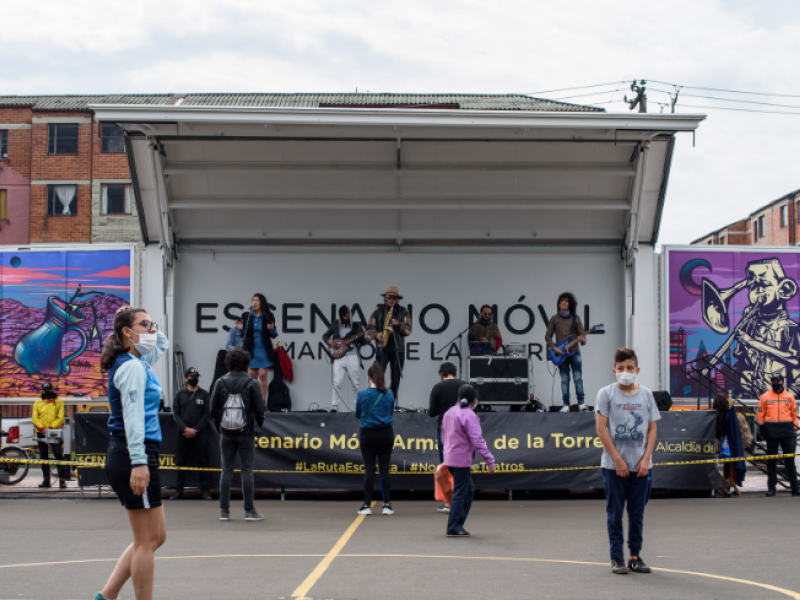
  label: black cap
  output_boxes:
[770,372,785,382]
[42,382,55,392]
[185,367,200,377]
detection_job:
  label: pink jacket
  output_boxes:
[441,405,495,469]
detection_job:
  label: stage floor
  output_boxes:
[1,495,798,600]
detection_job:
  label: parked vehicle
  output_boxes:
[0,418,35,449]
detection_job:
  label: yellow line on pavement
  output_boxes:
[290,502,376,599]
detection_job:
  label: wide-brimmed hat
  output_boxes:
[381,286,403,299]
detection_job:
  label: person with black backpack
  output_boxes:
[210,348,266,521]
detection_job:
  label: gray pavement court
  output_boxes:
[1,495,799,600]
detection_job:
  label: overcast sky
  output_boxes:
[2,0,799,245]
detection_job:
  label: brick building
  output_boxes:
[0,95,168,247]
[693,187,800,246]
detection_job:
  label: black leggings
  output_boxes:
[360,425,394,505]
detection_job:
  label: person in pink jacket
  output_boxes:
[441,384,495,537]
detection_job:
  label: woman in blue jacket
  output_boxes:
[355,362,396,516]
[95,306,169,600]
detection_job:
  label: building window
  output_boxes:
[759,215,766,238]
[0,130,7,159]
[47,123,79,154]
[719,236,725,245]
[101,183,132,214]
[0,190,6,220]
[708,240,712,245]
[753,223,758,242]
[47,185,77,216]
[781,205,788,227]
[101,124,125,153]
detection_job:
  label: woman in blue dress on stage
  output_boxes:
[243,293,278,402]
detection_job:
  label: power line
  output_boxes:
[552,88,629,100]
[649,80,800,99]
[528,82,627,95]
[677,103,800,116]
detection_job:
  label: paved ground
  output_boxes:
[1,493,799,600]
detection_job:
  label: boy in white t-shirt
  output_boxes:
[595,347,660,575]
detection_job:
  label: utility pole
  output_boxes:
[670,86,681,113]
[625,80,647,113]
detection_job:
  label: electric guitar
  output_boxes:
[548,324,604,367]
[330,331,367,359]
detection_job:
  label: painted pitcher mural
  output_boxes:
[0,250,131,397]
[668,249,800,399]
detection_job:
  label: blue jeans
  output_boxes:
[438,430,444,464]
[558,352,584,405]
[446,467,474,535]
[603,468,652,559]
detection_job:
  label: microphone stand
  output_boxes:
[436,325,470,380]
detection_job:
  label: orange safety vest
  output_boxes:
[757,390,798,438]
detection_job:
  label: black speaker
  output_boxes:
[474,381,528,404]
[469,357,528,379]
[653,391,672,412]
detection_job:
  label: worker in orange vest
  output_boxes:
[757,373,800,497]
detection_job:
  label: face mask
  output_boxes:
[616,371,637,386]
[772,383,784,394]
[188,377,199,387]
[127,330,158,355]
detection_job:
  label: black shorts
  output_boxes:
[106,437,163,510]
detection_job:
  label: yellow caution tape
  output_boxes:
[1,453,797,475]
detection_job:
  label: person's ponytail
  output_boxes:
[100,307,146,371]
[367,362,388,394]
[458,384,478,408]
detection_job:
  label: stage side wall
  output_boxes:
[173,249,629,409]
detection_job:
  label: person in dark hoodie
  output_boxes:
[171,367,212,500]
[210,348,266,521]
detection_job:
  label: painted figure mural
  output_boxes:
[0,250,131,397]
[669,250,800,399]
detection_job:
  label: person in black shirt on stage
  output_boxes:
[171,367,212,500]
[428,362,466,514]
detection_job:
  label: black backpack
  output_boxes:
[268,378,291,412]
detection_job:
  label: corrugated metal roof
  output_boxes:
[0,93,603,112]
[0,94,173,109]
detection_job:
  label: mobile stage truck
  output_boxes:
[71,103,721,491]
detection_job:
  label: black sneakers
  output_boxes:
[627,557,651,573]
[611,558,629,574]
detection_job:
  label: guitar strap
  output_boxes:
[571,314,577,338]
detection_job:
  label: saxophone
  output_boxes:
[382,306,394,348]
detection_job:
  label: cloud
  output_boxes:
[89,266,131,279]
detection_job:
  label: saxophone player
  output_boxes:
[366,286,413,405]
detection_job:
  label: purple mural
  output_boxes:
[668,249,800,399]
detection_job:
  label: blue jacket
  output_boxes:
[107,331,169,465]
[723,407,747,484]
[355,387,394,429]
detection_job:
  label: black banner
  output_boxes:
[75,411,722,491]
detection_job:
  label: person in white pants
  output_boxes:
[323,305,366,412]
[333,352,361,412]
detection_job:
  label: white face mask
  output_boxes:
[127,330,158,355]
[616,371,637,386]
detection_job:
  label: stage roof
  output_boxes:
[91,104,705,257]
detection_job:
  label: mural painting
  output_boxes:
[0,250,131,398]
[668,249,800,399]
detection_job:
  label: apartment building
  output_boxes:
[0,96,156,246]
[693,188,800,246]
